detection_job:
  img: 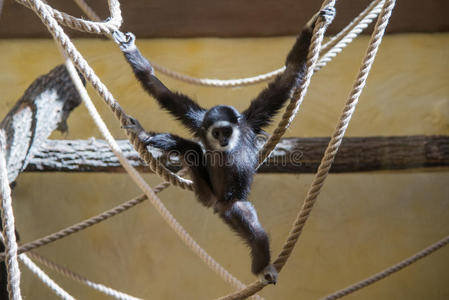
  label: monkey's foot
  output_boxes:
[113,31,136,52]
[258,264,278,285]
[307,6,336,29]
[319,6,336,25]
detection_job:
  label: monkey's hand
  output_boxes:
[306,6,336,30]
[258,264,278,285]
[123,115,153,145]
[113,31,137,52]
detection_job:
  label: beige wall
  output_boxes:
[0,33,448,299]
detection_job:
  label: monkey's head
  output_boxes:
[201,105,241,152]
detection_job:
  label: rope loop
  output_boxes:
[17,0,122,35]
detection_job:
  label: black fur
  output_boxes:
[117,7,335,284]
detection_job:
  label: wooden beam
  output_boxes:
[0,0,447,38]
[24,136,449,174]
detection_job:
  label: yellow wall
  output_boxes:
[0,33,448,299]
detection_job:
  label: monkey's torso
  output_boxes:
[199,126,258,210]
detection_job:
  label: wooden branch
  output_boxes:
[0,65,83,183]
[0,0,447,38]
[24,136,449,174]
[0,64,82,298]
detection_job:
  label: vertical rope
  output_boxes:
[215,1,396,299]
[257,0,336,166]
[273,0,397,272]
[316,0,385,71]
[0,139,22,300]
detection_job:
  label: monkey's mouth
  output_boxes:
[219,141,229,147]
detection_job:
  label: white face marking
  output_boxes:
[206,121,240,151]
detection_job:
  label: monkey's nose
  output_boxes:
[220,141,229,147]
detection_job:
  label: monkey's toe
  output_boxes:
[258,264,278,285]
[319,6,336,25]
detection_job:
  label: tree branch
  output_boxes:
[0,64,82,298]
[24,136,449,174]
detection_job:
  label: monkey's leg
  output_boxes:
[219,201,278,284]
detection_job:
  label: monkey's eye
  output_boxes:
[212,129,220,139]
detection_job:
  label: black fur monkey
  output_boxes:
[114,8,335,284]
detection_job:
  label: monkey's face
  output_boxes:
[202,105,241,152]
[206,121,240,151]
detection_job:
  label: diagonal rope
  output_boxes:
[73,0,382,88]
[272,0,396,271]
[257,0,336,166]
[0,138,22,299]
[17,0,121,35]
[4,182,172,259]
[28,251,142,300]
[61,58,259,298]
[17,0,194,191]
[0,234,75,300]
[216,1,396,299]
[315,0,385,71]
[319,235,449,300]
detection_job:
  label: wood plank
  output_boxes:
[24,136,449,174]
[0,0,447,38]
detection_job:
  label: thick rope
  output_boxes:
[62,58,257,297]
[17,0,121,35]
[274,0,396,274]
[257,0,336,166]
[28,251,142,300]
[19,254,75,300]
[0,234,75,300]
[0,140,22,299]
[315,0,385,71]
[320,235,449,300]
[73,0,381,88]
[18,0,194,191]
[5,183,170,258]
[216,1,396,299]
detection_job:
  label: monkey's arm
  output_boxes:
[115,33,206,132]
[243,8,335,133]
[124,116,203,155]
